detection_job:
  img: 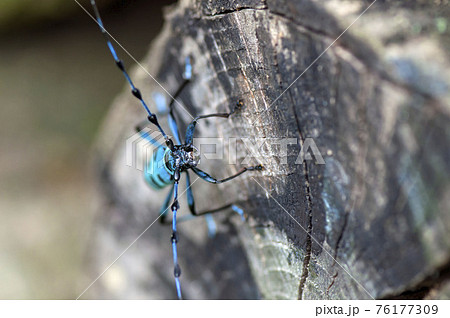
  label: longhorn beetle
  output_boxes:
[90,0,262,299]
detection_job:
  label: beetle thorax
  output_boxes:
[165,145,200,172]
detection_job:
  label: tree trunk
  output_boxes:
[89,0,450,299]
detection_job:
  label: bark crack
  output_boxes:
[287,88,314,300]
[326,272,339,297]
[270,10,314,300]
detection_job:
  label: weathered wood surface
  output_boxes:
[90,0,450,299]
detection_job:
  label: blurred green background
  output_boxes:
[0,0,174,299]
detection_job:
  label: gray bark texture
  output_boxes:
[89,0,450,299]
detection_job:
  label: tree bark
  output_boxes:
[90,0,450,299]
